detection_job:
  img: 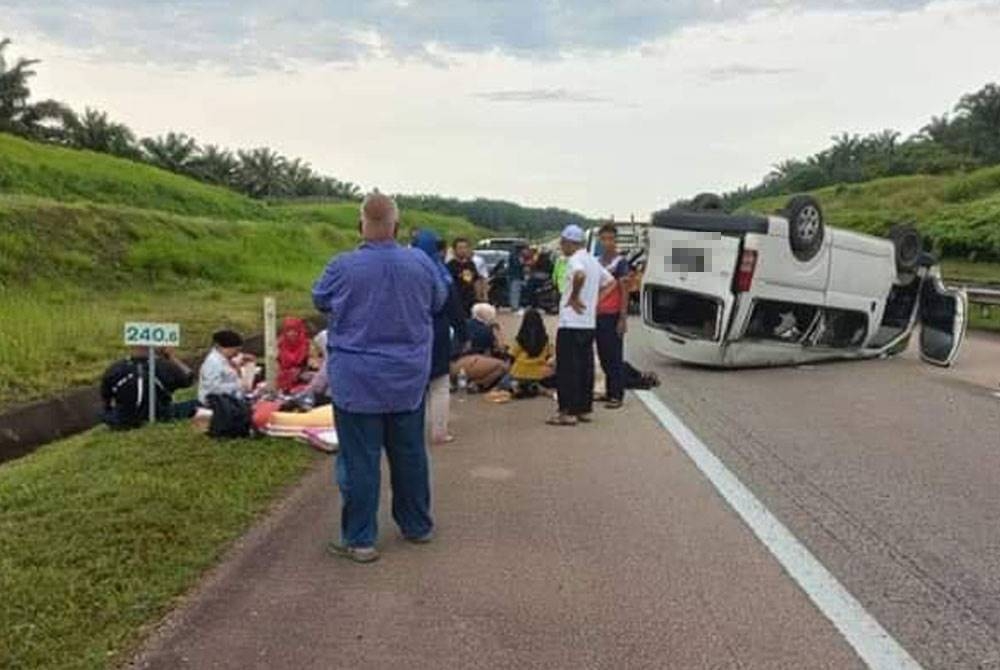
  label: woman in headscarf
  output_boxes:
[277,317,311,392]
[507,308,555,398]
[451,302,509,392]
[413,230,467,444]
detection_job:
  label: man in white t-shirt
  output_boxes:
[547,224,614,426]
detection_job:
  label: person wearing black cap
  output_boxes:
[197,329,252,405]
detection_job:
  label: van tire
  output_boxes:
[691,192,724,211]
[785,195,825,261]
[888,224,922,273]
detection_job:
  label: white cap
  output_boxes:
[560,224,585,243]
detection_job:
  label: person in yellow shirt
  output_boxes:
[508,308,555,398]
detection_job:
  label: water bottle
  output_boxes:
[457,368,468,392]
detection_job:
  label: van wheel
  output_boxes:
[785,195,825,261]
[888,223,922,273]
[691,192,724,211]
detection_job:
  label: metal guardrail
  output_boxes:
[961,286,1000,318]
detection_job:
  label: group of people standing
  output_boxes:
[309,193,638,563]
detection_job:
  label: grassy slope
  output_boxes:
[0,135,481,406]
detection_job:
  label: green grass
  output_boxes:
[0,194,482,408]
[0,133,271,220]
[0,423,318,669]
[740,166,1000,270]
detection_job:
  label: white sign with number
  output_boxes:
[124,322,181,347]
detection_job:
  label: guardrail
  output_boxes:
[963,286,1000,318]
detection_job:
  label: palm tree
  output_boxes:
[0,38,71,140]
[234,147,288,199]
[63,107,140,158]
[189,144,239,185]
[140,132,199,173]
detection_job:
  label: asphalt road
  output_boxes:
[130,321,1000,669]
[629,327,1000,669]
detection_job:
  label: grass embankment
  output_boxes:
[0,424,318,669]
[0,144,480,407]
[742,167,1000,331]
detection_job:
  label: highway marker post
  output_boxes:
[263,297,277,392]
[123,321,181,423]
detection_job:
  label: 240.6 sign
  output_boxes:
[123,322,181,347]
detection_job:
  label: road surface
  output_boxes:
[131,324,1000,669]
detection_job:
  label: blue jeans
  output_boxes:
[333,402,433,548]
[595,314,624,402]
[509,279,523,310]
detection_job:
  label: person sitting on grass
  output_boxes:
[99,346,197,430]
[507,308,555,398]
[277,317,312,392]
[451,303,509,392]
[197,329,254,405]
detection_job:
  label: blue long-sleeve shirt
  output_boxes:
[312,240,447,414]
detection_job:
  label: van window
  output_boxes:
[646,286,720,341]
[744,300,819,343]
[813,308,869,348]
[869,275,920,348]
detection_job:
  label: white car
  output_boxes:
[640,194,968,368]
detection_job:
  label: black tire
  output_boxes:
[691,192,724,211]
[784,195,825,261]
[888,223,922,273]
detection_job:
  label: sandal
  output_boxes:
[546,414,578,426]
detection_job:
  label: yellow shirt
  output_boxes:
[509,341,554,381]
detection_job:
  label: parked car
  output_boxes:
[476,237,528,254]
[640,194,967,368]
[474,249,510,275]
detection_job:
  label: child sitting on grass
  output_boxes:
[507,308,555,398]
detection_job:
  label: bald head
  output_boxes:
[360,192,399,241]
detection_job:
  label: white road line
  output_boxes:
[634,390,923,670]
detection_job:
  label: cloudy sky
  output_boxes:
[3,0,1000,218]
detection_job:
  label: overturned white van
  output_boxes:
[640,195,967,368]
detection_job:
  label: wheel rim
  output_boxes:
[796,206,821,243]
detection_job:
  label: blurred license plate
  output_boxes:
[666,248,706,272]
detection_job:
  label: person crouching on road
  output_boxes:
[595,223,630,409]
[312,192,447,564]
[508,308,555,398]
[451,303,509,392]
[548,224,614,427]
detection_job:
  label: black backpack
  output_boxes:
[206,394,253,439]
[109,360,165,426]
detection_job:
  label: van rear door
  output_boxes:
[918,271,967,366]
[643,211,765,341]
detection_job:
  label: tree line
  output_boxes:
[0,37,363,201]
[721,82,1000,209]
[395,195,591,239]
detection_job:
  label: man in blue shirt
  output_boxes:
[312,192,447,563]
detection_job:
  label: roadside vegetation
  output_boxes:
[0,423,317,669]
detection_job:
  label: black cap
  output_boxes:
[212,329,244,348]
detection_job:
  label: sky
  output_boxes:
[3,0,1000,219]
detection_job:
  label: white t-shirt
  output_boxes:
[558,249,614,330]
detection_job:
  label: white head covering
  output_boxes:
[471,303,497,324]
